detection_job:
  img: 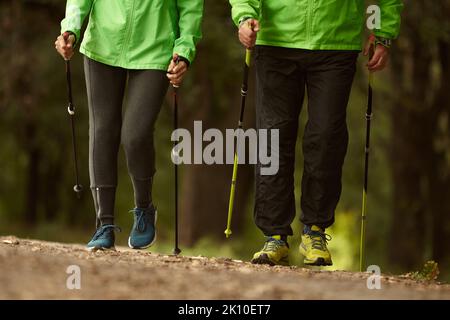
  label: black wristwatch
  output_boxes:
[375,36,392,49]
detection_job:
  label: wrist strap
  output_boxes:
[374,36,392,49]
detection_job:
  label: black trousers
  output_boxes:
[254,45,358,236]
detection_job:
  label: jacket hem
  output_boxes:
[80,47,169,71]
[255,40,362,51]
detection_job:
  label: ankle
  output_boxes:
[135,203,150,210]
[100,218,114,226]
[269,235,288,243]
[303,225,325,234]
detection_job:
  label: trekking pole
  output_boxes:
[224,49,252,238]
[63,32,83,199]
[172,56,181,255]
[360,41,375,272]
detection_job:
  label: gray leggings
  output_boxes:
[84,57,168,225]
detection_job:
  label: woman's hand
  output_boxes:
[55,32,76,60]
[167,54,188,87]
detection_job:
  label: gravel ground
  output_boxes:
[1,236,449,300]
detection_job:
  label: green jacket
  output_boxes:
[61,0,204,70]
[230,0,403,50]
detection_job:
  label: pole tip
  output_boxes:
[224,229,232,238]
[173,247,181,255]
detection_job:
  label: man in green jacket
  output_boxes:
[230,0,403,266]
[55,0,203,251]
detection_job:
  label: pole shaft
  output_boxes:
[66,61,73,106]
[225,49,251,238]
[173,88,180,254]
[171,56,181,255]
[70,116,80,187]
[66,60,82,197]
[225,152,239,238]
[360,48,374,271]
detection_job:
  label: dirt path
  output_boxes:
[0,236,449,300]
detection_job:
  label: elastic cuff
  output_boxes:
[262,228,294,237]
[373,31,396,40]
[61,30,78,47]
[173,47,195,65]
[301,219,334,231]
[178,56,190,67]
[239,16,253,28]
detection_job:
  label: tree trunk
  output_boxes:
[24,123,40,225]
[388,0,450,271]
[178,47,256,245]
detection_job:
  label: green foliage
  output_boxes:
[405,261,440,282]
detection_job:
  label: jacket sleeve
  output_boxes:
[174,0,204,64]
[60,0,94,44]
[229,0,260,27]
[376,0,403,39]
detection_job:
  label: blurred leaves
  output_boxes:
[404,261,440,282]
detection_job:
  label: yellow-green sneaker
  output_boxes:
[299,225,332,266]
[251,235,289,266]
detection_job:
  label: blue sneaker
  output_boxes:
[128,206,157,249]
[87,224,121,251]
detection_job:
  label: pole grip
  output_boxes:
[245,49,252,67]
[172,55,180,89]
[62,32,74,62]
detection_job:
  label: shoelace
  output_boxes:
[130,209,150,232]
[263,237,287,252]
[308,231,332,251]
[92,225,121,241]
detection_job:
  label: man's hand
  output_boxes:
[364,37,390,72]
[238,19,260,49]
[167,54,188,87]
[55,33,76,60]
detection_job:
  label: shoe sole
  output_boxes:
[303,257,333,266]
[87,246,116,252]
[128,210,158,250]
[251,254,289,266]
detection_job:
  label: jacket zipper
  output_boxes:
[120,0,136,65]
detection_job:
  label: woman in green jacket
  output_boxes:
[55,0,203,251]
